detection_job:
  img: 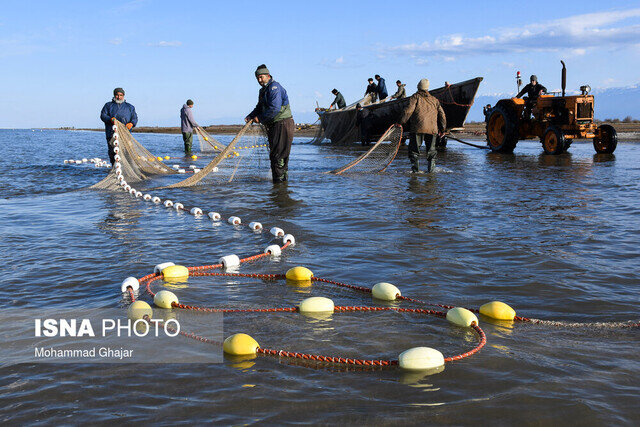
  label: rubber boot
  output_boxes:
[410,157,420,173]
[427,158,436,173]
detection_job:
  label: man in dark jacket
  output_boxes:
[365,78,378,102]
[245,64,294,183]
[180,99,199,154]
[375,74,388,100]
[399,78,446,173]
[516,75,547,119]
[100,87,138,164]
[330,89,346,110]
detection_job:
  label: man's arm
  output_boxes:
[436,101,446,134]
[100,103,111,124]
[516,84,530,98]
[258,84,283,123]
[186,107,198,128]
[129,105,138,127]
[398,95,417,124]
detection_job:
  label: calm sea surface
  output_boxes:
[0,129,638,424]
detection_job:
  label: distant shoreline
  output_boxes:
[58,121,640,140]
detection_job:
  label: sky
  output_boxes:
[1,0,639,128]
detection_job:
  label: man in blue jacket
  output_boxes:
[375,74,388,101]
[245,64,294,183]
[100,87,138,164]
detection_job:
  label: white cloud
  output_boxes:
[109,38,122,45]
[148,41,182,47]
[320,55,355,68]
[314,91,323,98]
[384,8,640,61]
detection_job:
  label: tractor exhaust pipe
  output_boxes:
[561,60,566,97]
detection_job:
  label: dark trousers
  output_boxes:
[106,138,115,164]
[266,117,294,182]
[408,133,437,172]
[182,132,193,154]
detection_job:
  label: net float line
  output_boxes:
[135,271,639,330]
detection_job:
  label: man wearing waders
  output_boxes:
[399,78,446,173]
[180,99,199,155]
[245,64,294,183]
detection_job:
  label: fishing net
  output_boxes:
[91,120,176,190]
[165,122,269,188]
[329,124,403,175]
[195,126,226,153]
[307,94,376,145]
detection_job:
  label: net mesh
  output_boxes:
[165,122,269,188]
[306,94,376,145]
[91,120,176,190]
[195,126,226,153]
[329,124,403,175]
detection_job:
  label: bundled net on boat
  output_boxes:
[195,126,226,153]
[329,124,403,175]
[165,122,269,188]
[91,120,176,190]
[306,93,377,145]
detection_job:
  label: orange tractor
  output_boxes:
[486,62,617,155]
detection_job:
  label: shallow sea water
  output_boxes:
[0,129,639,424]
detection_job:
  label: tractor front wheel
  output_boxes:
[542,126,566,155]
[593,124,617,154]
[486,105,518,153]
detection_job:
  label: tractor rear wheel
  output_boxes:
[542,126,565,155]
[486,104,518,153]
[593,124,617,154]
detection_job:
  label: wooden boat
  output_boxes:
[315,77,483,145]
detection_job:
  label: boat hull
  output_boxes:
[318,77,483,144]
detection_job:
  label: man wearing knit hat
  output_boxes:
[245,64,294,183]
[330,89,346,110]
[399,78,446,173]
[180,99,199,155]
[99,87,138,164]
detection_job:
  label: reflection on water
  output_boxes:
[0,130,639,423]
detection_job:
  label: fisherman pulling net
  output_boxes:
[329,124,403,175]
[91,119,177,190]
[165,121,269,188]
[194,126,226,153]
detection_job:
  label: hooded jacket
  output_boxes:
[399,90,446,135]
[180,104,199,133]
[100,99,138,140]
[248,78,292,125]
[392,84,406,99]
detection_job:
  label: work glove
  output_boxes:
[126,123,133,130]
[111,117,116,123]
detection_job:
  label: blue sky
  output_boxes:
[1,0,639,128]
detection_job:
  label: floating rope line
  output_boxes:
[133,271,486,369]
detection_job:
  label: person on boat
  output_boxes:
[100,87,138,165]
[398,78,446,173]
[180,99,199,155]
[365,78,378,102]
[375,75,388,101]
[516,75,547,119]
[391,80,406,99]
[330,89,346,110]
[245,64,294,183]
